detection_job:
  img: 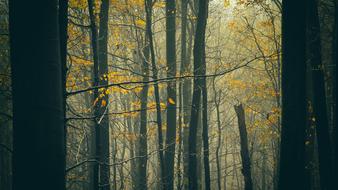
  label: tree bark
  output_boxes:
[307,0,333,189]
[97,1,110,189]
[10,0,66,189]
[87,0,111,189]
[278,0,307,189]
[164,0,177,189]
[234,104,253,190]
[137,41,150,190]
[188,0,209,189]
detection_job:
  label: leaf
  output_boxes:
[101,99,107,107]
[168,98,175,105]
[135,19,146,28]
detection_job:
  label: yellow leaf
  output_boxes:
[168,98,175,105]
[135,19,146,28]
[101,99,107,107]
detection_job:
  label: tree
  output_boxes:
[234,104,253,190]
[97,1,111,190]
[164,0,177,189]
[307,0,333,189]
[333,0,338,184]
[87,0,111,189]
[145,0,166,188]
[9,0,66,190]
[188,0,209,189]
[278,0,307,189]
[137,27,150,190]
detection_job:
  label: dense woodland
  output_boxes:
[0,0,337,190]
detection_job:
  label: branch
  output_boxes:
[67,55,269,96]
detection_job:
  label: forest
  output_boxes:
[0,0,337,189]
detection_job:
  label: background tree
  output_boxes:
[9,0,66,190]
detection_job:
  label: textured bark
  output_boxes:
[164,0,177,189]
[97,1,111,189]
[278,0,307,189]
[9,0,66,189]
[188,0,209,189]
[0,2,11,189]
[234,104,253,190]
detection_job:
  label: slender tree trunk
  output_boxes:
[144,0,166,188]
[10,1,66,190]
[278,0,307,189]
[0,2,11,190]
[234,104,253,190]
[97,1,111,189]
[182,3,193,189]
[177,85,183,190]
[125,97,137,190]
[164,0,177,189]
[137,42,150,190]
[58,3,68,189]
[88,0,99,188]
[201,53,210,190]
[213,80,222,190]
[188,0,209,189]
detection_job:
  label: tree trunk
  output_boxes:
[88,0,111,189]
[144,0,166,188]
[333,0,338,184]
[278,0,307,189]
[188,0,209,189]
[97,1,110,189]
[137,42,150,190]
[213,79,222,190]
[10,0,66,189]
[164,0,177,190]
[201,54,210,190]
[0,2,11,190]
[307,0,334,189]
[182,5,193,190]
[234,104,253,190]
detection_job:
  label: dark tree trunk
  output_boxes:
[58,4,68,188]
[278,0,307,189]
[234,104,253,190]
[164,0,177,190]
[137,42,150,190]
[87,0,111,189]
[201,53,210,190]
[188,0,209,189]
[307,0,333,189]
[145,0,166,188]
[333,0,338,184]
[97,1,110,190]
[9,0,66,190]
[0,2,11,190]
